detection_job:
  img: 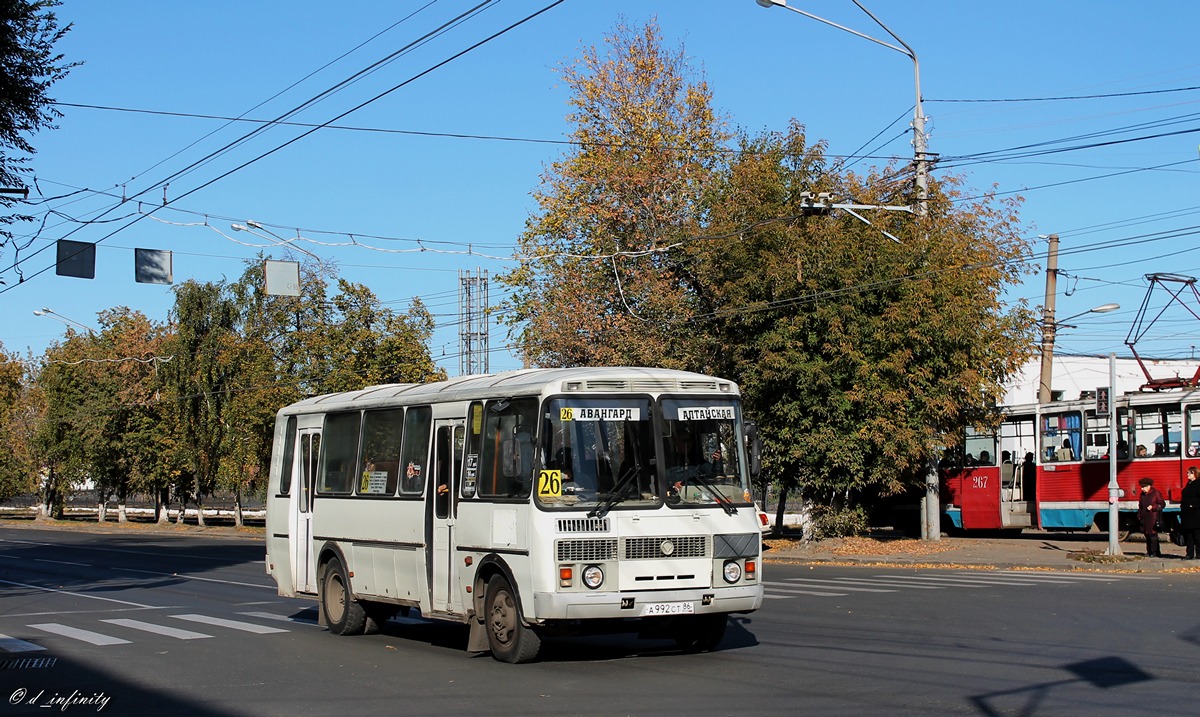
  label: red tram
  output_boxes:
[941,388,1200,538]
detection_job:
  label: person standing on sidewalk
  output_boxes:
[1138,477,1167,557]
[1180,467,1200,560]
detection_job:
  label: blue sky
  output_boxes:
[3,0,1199,376]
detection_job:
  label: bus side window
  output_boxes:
[399,406,431,496]
[279,416,297,496]
[480,398,537,499]
[319,411,361,495]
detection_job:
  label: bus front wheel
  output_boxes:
[484,575,541,663]
[673,614,728,653]
[322,557,367,636]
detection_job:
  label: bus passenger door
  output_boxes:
[428,420,464,615]
[293,429,320,594]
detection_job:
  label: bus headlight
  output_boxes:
[582,564,605,590]
[722,560,742,584]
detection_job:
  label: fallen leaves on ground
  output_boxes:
[764,535,954,556]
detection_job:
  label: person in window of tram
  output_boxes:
[1137,477,1166,558]
[1136,444,1148,458]
[977,450,992,466]
[1056,440,1074,461]
[1180,466,1200,560]
[1115,440,1129,459]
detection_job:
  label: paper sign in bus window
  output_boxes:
[537,469,563,497]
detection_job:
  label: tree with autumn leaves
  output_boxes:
[500,19,1037,534]
[0,260,444,523]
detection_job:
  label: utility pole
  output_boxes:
[458,268,490,376]
[1038,234,1060,404]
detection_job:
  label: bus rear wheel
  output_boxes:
[484,575,541,663]
[322,557,366,636]
[673,614,728,653]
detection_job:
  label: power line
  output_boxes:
[928,85,1200,103]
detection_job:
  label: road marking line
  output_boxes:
[868,576,990,588]
[237,611,318,625]
[101,619,212,640]
[33,558,91,567]
[762,583,849,597]
[0,579,156,607]
[0,634,46,653]
[171,614,288,634]
[995,570,1158,581]
[112,568,272,590]
[828,578,944,589]
[29,623,130,646]
[775,579,897,593]
[872,575,1045,586]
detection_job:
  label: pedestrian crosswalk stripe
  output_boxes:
[0,634,45,653]
[28,623,130,646]
[776,579,897,593]
[871,575,1045,586]
[761,583,848,597]
[237,611,318,625]
[171,614,288,634]
[101,619,211,640]
[828,577,943,589]
[994,570,1156,581]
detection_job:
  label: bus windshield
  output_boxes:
[538,397,657,511]
[661,398,751,509]
[537,396,752,511]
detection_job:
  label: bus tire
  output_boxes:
[673,614,728,653]
[484,575,541,663]
[364,603,396,635]
[322,557,366,636]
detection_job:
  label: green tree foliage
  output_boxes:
[0,0,76,250]
[0,342,38,500]
[500,21,1037,523]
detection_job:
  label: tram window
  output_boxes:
[320,411,362,495]
[963,427,995,465]
[1085,409,1132,460]
[1132,405,1182,457]
[1187,406,1200,457]
[1041,411,1082,462]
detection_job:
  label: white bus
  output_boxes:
[265,367,764,662]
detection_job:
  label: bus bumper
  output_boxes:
[531,584,763,620]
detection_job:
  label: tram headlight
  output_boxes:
[722,560,742,584]
[582,564,605,590]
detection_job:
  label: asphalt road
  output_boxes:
[1,525,1197,716]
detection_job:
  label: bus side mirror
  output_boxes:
[501,439,520,478]
[745,422,762,478]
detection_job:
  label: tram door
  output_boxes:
[428,420,465,615]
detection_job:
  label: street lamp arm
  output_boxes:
[759,0,911,59]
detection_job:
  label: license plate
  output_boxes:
[640,601,695,616]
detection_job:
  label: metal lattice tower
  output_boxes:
[458,268,489,375]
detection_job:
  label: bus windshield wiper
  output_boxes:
[689,472,736,516]
[589,464,640,519]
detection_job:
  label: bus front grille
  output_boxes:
[623,536,708,560]
[556,539,618,562]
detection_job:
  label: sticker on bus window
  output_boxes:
[677,406,735,421]
[537,469,563,497]
[561,406,641,421]
[360,470,390,494]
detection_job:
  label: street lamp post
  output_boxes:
[754,0,928,215]
[33,307,95,335]
[1037,302,1120,404]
